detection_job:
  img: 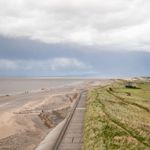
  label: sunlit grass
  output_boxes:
[83,80,150,150]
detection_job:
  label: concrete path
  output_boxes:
[57,92,86,150]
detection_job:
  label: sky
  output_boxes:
[0,0,150,77]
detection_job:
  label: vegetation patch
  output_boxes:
[83,79,150,150]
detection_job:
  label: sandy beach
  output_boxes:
[0,78,110,150]
[0,78,92,150]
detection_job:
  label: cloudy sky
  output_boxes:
[0,0,150,77]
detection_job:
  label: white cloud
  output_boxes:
[0,58,91,72]
[0,0,150,51]
[0,59,18,70]
[50,57,89,70]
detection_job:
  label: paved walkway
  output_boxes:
[57,92,86,150]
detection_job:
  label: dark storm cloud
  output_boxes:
[0,36,92,60]
[0,36,150,76]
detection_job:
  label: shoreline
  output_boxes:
[0,79,112,150]
[0,80,89,150]
[0,80,85,97]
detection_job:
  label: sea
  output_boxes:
[0,77,86,96]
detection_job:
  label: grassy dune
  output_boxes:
[83,80,150,150]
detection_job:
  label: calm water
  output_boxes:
[0,77,85,96]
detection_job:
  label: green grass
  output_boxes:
[83,80,150,150]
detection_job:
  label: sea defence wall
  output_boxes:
[35,93,81,150]
[35,119,67,150]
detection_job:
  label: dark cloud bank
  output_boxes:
[0,36,150,77]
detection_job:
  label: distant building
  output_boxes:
[125,82,137,88]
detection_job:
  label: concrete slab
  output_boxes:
[57,93,86,150]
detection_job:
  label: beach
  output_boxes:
[0,78,111,149]
[0,78,92,150]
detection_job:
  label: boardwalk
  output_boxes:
[57,92,86,150]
